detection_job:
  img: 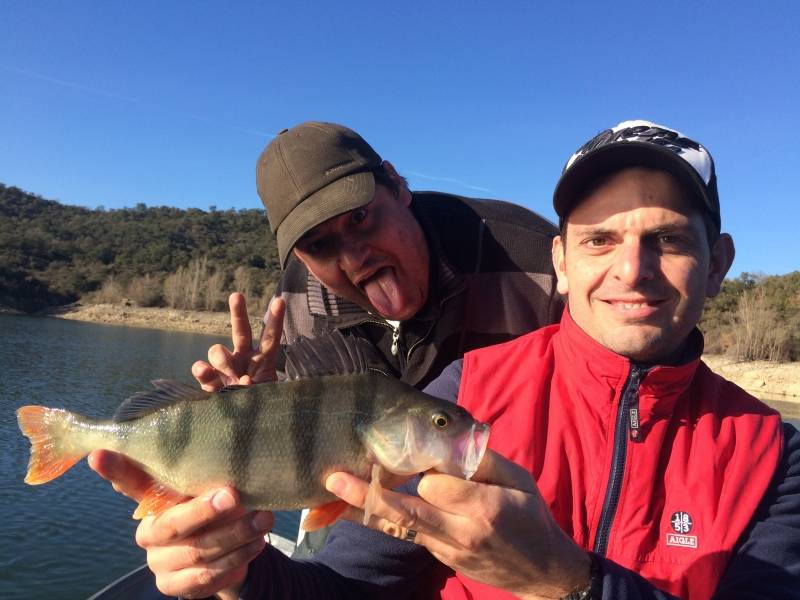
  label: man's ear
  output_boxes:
[552,235,569,296]
[292,247,310,269]
[381,161,412,207]
[706,233,735,298]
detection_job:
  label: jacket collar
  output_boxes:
[556,308,704,416]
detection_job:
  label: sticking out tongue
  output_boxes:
[362,267,404,317]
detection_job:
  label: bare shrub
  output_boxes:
[163,257,228,311]
[126,274,162,307]
[163,266,189,309]
[204,269,227,311]
[187,256,207,311]
[729,287,790,361]
[233,266,254,306]
[91,276,125,304]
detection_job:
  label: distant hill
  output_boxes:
[0,183,280,312]
[2,182,797,360]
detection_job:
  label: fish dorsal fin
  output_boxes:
[113,379,209,422]
[284,332,372,380]
[217,384,250,394]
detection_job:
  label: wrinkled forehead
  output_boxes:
[564,167,706,229]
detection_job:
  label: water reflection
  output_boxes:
[0,315,298,600]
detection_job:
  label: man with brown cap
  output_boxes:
[193,121,562,391]
[88,120,565,598]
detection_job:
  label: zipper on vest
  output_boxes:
[593,363,648,557]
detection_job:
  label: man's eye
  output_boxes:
[350,209,368,225]
[304,239,327,255]
[586,237,608,247]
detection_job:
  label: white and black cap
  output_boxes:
[553,120,720,233]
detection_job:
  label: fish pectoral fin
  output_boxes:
[301,501,349,532]
[363,463,385,526]
[133,480,190,520]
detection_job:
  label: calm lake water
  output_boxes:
[0,314,300,600]
[2,314,797,599]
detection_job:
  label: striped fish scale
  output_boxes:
[109,374,389,510]
[17,333,490,526]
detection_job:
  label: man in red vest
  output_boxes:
[304,121,798,599]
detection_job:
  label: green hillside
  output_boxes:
[0,183,280,313]
[2,183,798,360]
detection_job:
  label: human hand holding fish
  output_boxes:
[191,293,285,392]
[88,450,274,599]
[325,449,593,600]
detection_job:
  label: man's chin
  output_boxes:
[601,328,672,362]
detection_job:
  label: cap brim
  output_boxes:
[553,142,713,225]
[277,170,375,268]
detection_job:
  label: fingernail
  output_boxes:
[212,489,235,512]
[325,475,345,496]
[251,511,272,532]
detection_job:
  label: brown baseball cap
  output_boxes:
[256,121,382,267]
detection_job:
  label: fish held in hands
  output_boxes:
[16,333,490,531]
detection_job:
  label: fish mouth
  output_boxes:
[459,422,491,480]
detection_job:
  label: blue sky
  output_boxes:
[1,1,798,277]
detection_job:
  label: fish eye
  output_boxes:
[432,413,449,429]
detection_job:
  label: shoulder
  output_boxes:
[413,191,557,237]
[695,362,782,419]
[413,192,558,276]
[465,324,559,369]
[423,359,463,403]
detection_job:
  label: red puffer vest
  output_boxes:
[443,310,782,600]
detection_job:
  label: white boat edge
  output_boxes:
[87,533,296,599]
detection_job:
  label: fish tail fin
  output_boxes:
[16,406,87,485]
[301,500,349,531]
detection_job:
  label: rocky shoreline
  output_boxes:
[38,302,258,337]
[32,302,800,417]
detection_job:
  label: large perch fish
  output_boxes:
[17,334,490,530]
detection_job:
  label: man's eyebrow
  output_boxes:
[570,226,617,237]
[646,224,699,237]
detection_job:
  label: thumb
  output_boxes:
[469,449,538,493]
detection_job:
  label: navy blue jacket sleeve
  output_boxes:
[711,421,800,598]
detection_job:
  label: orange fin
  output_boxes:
[16,406,86,485]
[132,480,189,519]
[301,500,348,531]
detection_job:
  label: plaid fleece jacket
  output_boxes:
[272,191,563,388]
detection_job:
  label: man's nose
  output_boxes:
[337,237,370,274]
[611,241,657,287]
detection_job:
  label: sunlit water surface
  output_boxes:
[0,314,299,599]
[2,314,797,598]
